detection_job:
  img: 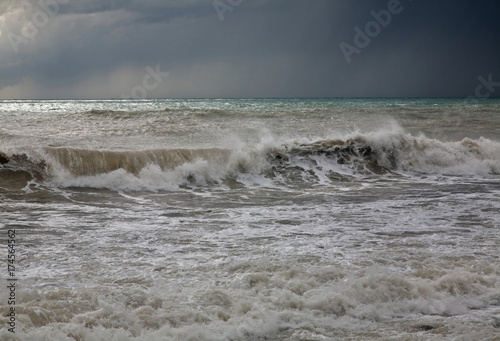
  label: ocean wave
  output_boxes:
[81,107,233,117]
[1,132,499,190]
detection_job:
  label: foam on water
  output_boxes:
[1,129,500,192]
[0,258,499,340]
[1,99,499,340]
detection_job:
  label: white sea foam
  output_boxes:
[2,259,498,340]
[2,128,499,191]
[1,99,499,340]
[48,161,227,191]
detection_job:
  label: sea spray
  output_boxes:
[1,99,499,340]
[2,131,499,191]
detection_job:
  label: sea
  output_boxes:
[0,98,499,341]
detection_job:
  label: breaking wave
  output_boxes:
[1,131,499,191]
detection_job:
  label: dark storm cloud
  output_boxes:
[336,0,500,97]
[0,0,499,99]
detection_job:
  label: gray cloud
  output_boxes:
[0,0,499,99]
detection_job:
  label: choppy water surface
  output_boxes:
[1,98,499,340]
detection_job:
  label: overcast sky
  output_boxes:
[0,0,499,99]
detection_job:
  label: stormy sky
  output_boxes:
[0,0,499,99]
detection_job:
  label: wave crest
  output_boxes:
[1,132,499,190]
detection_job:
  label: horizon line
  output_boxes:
[1,96,499,101]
